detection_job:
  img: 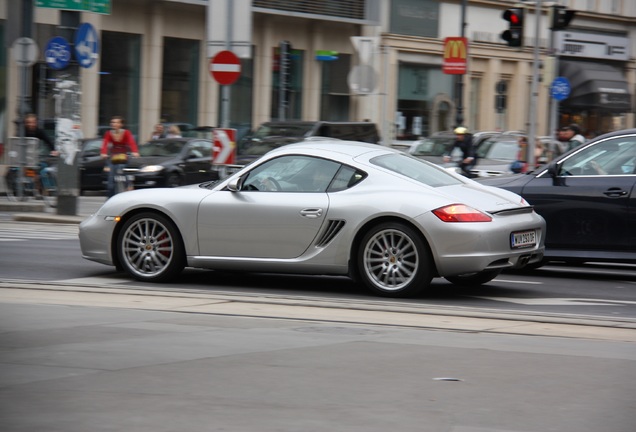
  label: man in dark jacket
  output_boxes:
[23,113,58,156]
[443,126,475,177]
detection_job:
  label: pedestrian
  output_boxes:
[100,116,139,197]
[166,125,182,138]
[150,123,165,140]
[22,113,58,157]
[510,136,528,173]
[560,124,586,152]
[443,126,476,177]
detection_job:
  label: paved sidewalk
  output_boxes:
[0,195,106,224]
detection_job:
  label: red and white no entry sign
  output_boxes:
[209,50,241,85]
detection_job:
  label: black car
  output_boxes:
[77,137,217,193]
[126,137,216,188]
[77,137,108,193]
[478,128,636,266]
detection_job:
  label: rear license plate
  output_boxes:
[511,230,536,249]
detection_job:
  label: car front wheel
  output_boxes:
[357,222,433,297]
[116,212,185,282]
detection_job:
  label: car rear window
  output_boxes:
[371,153,463,187]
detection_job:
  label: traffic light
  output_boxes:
[501,8,524,47]
[550,5,575,30]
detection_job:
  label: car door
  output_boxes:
[197,155,339,259]
[520,135,636,252]
[182,140,213,184]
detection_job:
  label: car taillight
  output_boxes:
[432,204,492,222]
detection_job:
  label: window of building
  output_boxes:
[396,63,453,138]
[389,0,439,38]
[270,45,303,121]
[99,31,141,139]
[320,54,351,121]
[161,37,199,126]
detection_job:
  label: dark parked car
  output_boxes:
[77,137,217,193]
[478,128,636,266]
[126,137,216,188]
[77,137,107,193]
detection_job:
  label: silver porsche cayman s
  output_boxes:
[79,140,545,297]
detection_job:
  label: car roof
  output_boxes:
[267,139,395,160]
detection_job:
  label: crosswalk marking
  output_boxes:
[0,227,78,241]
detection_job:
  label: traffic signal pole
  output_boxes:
[526,0,543,169]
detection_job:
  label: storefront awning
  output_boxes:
[559,60,632,113]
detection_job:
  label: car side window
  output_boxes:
[560,137,636,176]
[241,155,340,192]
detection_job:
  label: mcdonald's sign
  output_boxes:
[442,37,468,75]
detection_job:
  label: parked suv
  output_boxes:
[213,120,381,178]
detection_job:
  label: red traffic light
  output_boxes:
[502,8,524,28]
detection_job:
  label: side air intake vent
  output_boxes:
[316,219,346,247]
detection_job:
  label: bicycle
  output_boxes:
[111,162,134,195]
[5,158,58,208]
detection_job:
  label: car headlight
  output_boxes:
[139,165,164,173]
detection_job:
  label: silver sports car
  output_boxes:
[79,140,546,297]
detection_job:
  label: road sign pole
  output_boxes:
[221,0,233,129]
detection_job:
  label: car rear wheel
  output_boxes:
[116,212,185,282]
[445,269,501,286]
[357,222,433,297]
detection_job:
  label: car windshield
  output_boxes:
[139,140,185,157]
[371,153,463,187]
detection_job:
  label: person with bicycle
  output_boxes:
[100,116,139,197]
[24,113,58,158]
[443,126,476,178]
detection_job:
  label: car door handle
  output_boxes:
[603,188,628,197]
[300,208,323,218]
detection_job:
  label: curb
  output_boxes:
[11,212,86,224]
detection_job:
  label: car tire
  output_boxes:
[116,212,186,282]
[166,173,182,188]
[445,269,502,286]
[356,222,433,298]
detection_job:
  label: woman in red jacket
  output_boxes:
[100,116,140,197]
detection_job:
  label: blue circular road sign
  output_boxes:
[45,36,71,70]
[74,23,99,68]
[551,76,571,101]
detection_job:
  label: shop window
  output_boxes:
[320,54,351,121]
[99,31,141,139]
[397,63,453,138]
[161,38,199,127]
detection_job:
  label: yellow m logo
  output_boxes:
[444,38,467,60]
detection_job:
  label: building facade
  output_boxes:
[0,0,634,160]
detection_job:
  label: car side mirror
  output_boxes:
[227,177,241,192]
[546,161,559,178]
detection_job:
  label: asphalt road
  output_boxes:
[1,209,635,432]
